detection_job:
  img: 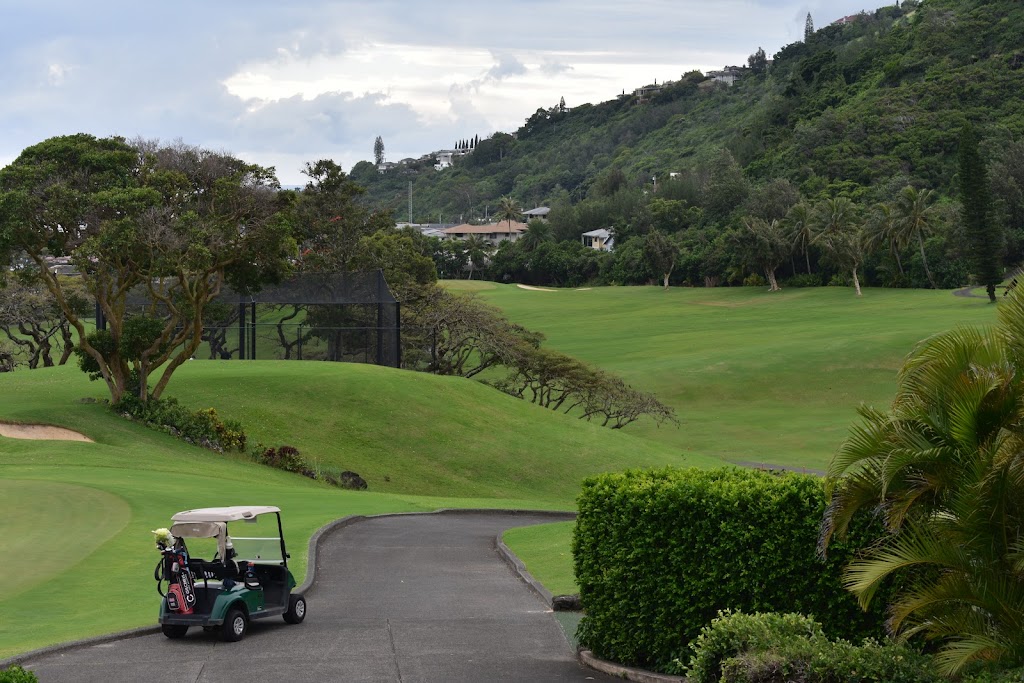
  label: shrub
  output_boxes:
[0,666,38,683]
[743,273,768,287]
[114,396,247,453]
[685,610,938,683]
[573,467,892,673]
[255,445,308,474]
[784,273,823,288]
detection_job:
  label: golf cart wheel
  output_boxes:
[284,594,307,624]
[161,624,189,639]
[222,606,248,642]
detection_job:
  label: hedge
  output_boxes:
[572,467,892,673]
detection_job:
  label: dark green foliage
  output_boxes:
[959,124,1002,301]
[685,610,939,683]
[0,666,38,683]
[572,467,891,673]
[254,445,309,475]
[114,395,247,453]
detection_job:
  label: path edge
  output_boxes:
[1,507,570,669]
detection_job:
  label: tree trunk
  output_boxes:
[852,268,863,297]
[988,283,997,303]
[893,247,905,276]
[765,267,781,292]
[662,273,670,290]
[805,250,811,275]
[917,232,937,289]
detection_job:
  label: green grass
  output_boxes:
[0,361,717,658]
[471,284,998,469]
[502,521,577,595]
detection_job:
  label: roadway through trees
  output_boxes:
[22,512,613,682]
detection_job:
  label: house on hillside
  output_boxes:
[582,228,614,252]
[522,206,550,220]
[434,151,456,170]
[633,81,665,102]
[443,221,528,246]
[707,67,743,86]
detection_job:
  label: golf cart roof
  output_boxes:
[171,506,281,523]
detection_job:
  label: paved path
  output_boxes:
[23,512,612,682]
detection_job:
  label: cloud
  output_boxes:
[0,0,896,184]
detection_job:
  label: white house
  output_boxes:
[434,151,456,170]
[582,228,614,252]
[443,221,528,246]
[522,207,550,220]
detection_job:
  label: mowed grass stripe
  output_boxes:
[472,285,997,469]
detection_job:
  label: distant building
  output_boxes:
[832,13,865,25]
[522,207,550,220]
[434,151,456,170]
[443,221,528,246]
[707,67,743,86]
[582,228,614,252]
[633,81,665,102]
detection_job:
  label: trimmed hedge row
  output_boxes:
[572,467,891,673]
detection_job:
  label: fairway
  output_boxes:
[471,285,999,469]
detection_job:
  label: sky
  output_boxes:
[0,1,888,186]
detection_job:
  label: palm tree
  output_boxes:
[864,202,904,277]
[519,219,552,252]
[785,202,815,274]
[893,185,938,289]
[495,195,522,244]
[813,197,865,296]
[820,288,1024,674]
[463,235,488,280]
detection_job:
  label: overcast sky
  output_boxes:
[1,1,887,185]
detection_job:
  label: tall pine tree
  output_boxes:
[804,13,814,41]
[959,124,1003,302]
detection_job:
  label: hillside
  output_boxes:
[354,0,1024,244]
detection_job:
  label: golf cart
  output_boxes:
[154,505,306,641]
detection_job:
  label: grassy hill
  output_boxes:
[0,361,708,658]
[472,283,999,469]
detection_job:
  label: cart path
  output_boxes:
[23,512,613,682]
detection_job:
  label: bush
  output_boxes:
[685,610,938,683]
[742,273,768,287]
[0,666,38,683]
[783,273,823,288]
[114,396,247,453]
[573,467,892,673]
[252,445,369,490]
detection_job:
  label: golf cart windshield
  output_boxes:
[231,537,284,563]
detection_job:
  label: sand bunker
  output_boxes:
[516,284,557,292]
[0,423,93,442]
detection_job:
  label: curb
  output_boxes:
[1,507,572,670]
[578,650,687,683]
[493,511,576,608]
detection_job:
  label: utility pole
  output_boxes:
[408,181,412,223]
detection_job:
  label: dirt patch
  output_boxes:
[516,284,557,292]
[0,423,93,442]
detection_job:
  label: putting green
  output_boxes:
[0,480,131,601]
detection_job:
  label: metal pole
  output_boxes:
[238,302,246,360]
[250,302,257,360]
[395,303,402,368]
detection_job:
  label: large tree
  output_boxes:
[495,195,522,242]
[893,185,939,289]
[959,124,1003,302]
[739,217,788,291]
[643,230,681,290]
[0,134,294,403]
[373,136,385,166]
[821,287,1024,674]
[813,197,865,296]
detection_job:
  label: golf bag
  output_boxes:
[157,545,197,615]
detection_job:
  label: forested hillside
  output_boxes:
[353,0,1024,291]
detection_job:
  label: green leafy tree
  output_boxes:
[748,47,768,75]
[893,185,939,289]
[805,12,814,41]
[813,197,865,296]
[643,230,681,290]
[0,135,293,403]
[820,287,1024,675]
[739,217,789,291]
[463,235,489,280]
[373,136,385,165]
[959,124,1003,302]
[864,202,903,278]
